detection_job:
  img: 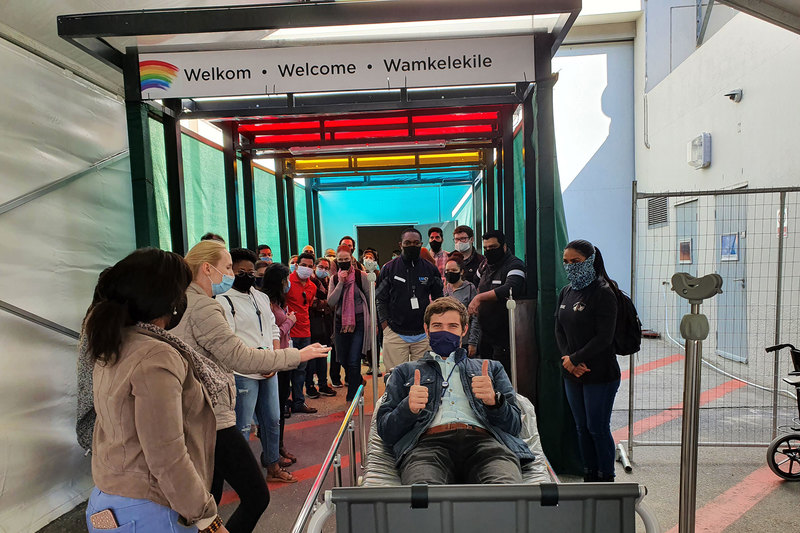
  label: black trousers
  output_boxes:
[210,426,269,533]
[478,339,512,377]
[398,429,522,485]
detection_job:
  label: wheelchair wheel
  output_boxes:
[767,434,800,481]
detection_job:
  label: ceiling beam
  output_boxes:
[718,0,800,35]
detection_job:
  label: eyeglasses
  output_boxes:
[454,236,471,243]
[236,269,256,276]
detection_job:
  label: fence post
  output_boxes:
[772,191,787,440]
[628,180,638,460]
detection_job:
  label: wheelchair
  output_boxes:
[765,343,800,480]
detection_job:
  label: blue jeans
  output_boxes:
[234,374,280,465]
[563,378,620,479]
[86,487,197,532]
[290,337,311,408]
[334,322,365,402]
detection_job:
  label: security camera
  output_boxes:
[724,89,743,103]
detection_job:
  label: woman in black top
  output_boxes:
[555,239,620,482]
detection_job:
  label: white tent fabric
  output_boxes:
[0,39,134,532]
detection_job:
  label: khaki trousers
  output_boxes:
[382,326,430,371]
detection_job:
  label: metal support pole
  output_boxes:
[671,272,722,533]
[368,269,380,405]
[507,288,518,391]
[333,454,342,487]
[679,303,703,533]
[348,421,358,486]
[358,396,367,468]
[627,180,638,460]
[222,121,242,249]
[772,191,787,439]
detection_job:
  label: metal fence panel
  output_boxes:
[626,188,800,448]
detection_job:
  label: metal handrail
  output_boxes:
[291,383,366,533]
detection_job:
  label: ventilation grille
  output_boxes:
[648,196,668,227]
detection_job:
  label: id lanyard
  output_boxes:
[408,263,420,310]
[440,359,458,398]
[248,292,263,336]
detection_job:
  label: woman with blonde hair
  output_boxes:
[172,239,329,533]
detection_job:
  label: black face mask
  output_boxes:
[337,261,351,271]
[166,294,187,330]
[254,276,264,289]
[233,272,255,292]
[429,240,442,253]
[445,271,461,284]
[403,246,421,261]
[484,247,505,265]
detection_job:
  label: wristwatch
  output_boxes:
[488,391,504,409]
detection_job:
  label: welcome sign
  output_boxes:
[138,36,535,100]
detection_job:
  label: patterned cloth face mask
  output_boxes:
[563,252,597,290]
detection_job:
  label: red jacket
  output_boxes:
[286,270,317,338]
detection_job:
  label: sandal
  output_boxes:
[278,456,293,468]
[280,447,297,464]
[267,465,298,483]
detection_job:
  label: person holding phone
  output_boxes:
[84,248,229,533]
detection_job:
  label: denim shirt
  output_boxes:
[376,349,534,466]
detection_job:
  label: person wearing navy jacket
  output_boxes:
[377,297,532,485]
[376,227,444,371]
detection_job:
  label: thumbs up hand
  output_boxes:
[408,369,429,415]
[471,360,497,406]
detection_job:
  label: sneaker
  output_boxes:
[306,386,320,399]
[319,386,337,397]
[330,381,344,389]
[293,403,318,414]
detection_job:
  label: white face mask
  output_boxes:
[296,265,313,280]
[454,241,471,253]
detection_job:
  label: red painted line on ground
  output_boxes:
[620,353,684,381]
[665,466,782,533]
[613,379,747,442]
[220,453,362,506]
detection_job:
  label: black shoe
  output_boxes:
[330,381,343,388]
[319,386,337,397]
[306,386,321,399]
[294,403,318,414]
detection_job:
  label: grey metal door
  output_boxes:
[715,194,748,363]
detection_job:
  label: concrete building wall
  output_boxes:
[632,12,800,376]
[554,41,635,292]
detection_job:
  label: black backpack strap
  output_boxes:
[222,295,235,317]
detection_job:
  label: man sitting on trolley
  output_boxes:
[376,297,533,484]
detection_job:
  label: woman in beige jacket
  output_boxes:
[171,240,328,533]
[85,248,229,533]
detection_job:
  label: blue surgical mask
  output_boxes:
[260,256,273,264]
[563,252,597,290]
[429,330,462,357]
[290,263,297,272]
[315,268,329,279]
[284,280,291,293]
[209,265,235,296]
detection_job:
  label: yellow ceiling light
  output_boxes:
[419,152,481,165]
[356,155,416,167]
[294,158,351,170]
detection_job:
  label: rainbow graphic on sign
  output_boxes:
[139,60,179,92]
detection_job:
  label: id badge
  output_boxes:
[410,297,420,310]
